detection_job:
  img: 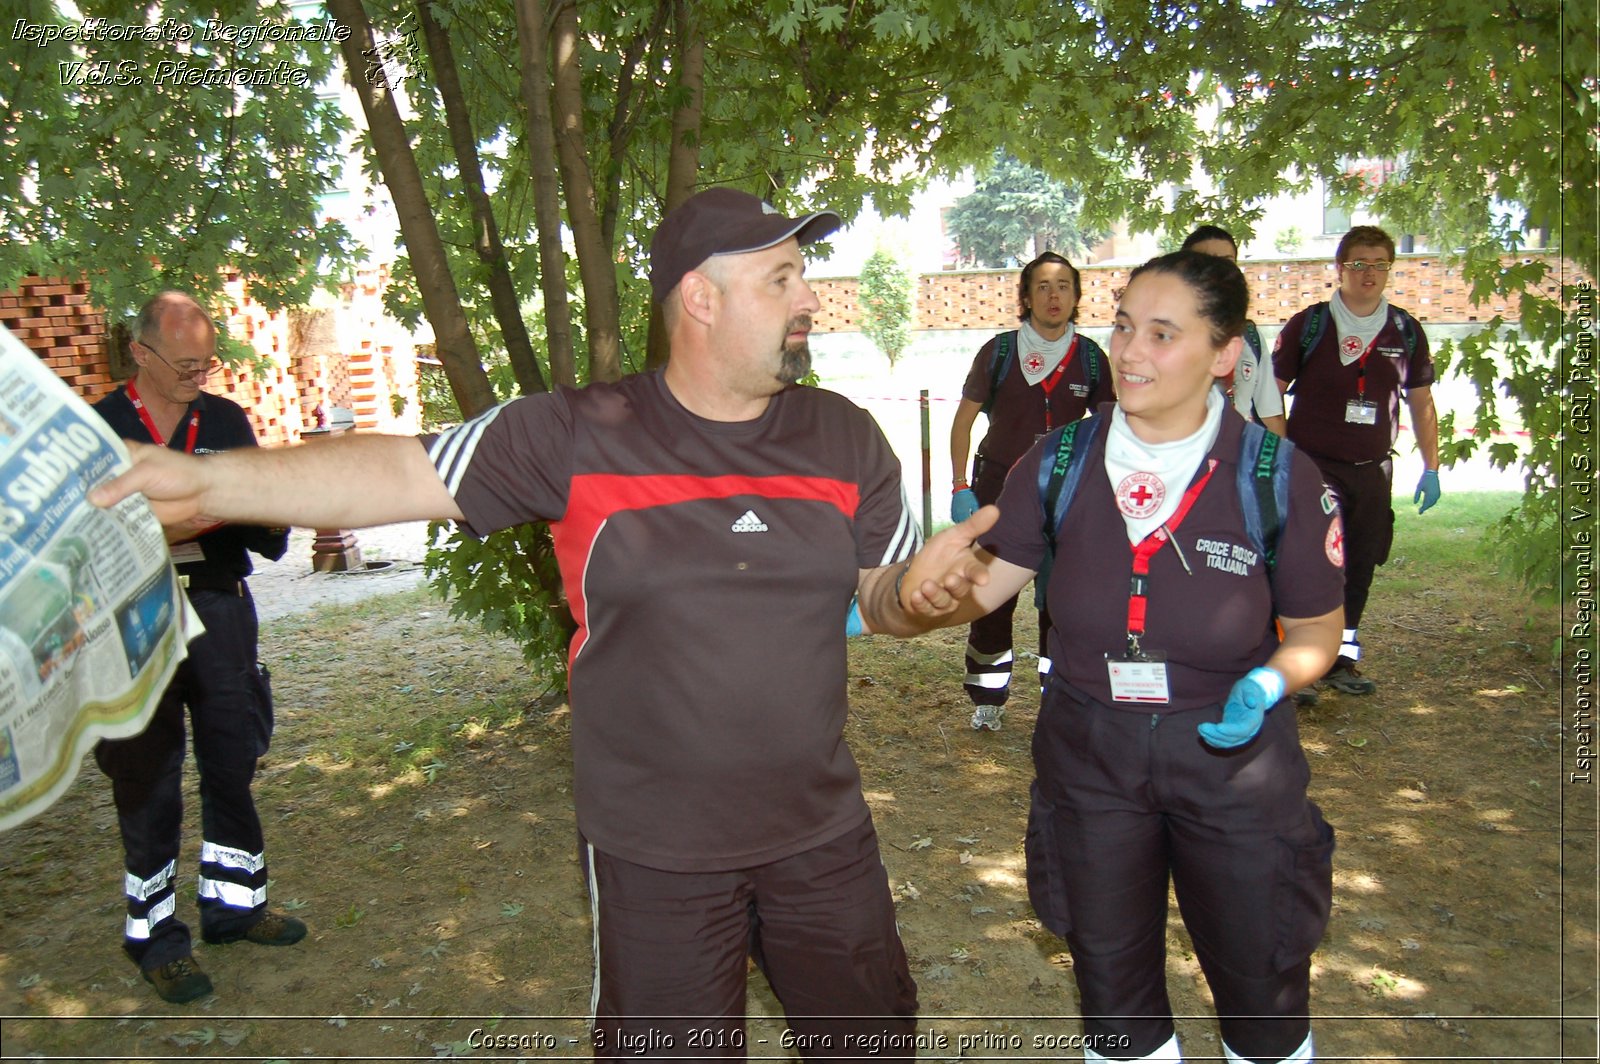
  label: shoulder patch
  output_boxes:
[1325,515,1345,567]
[1320,487,1338,516]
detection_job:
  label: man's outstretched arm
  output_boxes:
[90,434,465,533]
[856,506,1034,637]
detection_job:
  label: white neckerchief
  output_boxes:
[1104,388,1226,545]
[1329,291,1390,366]
[1017,321,1075,385]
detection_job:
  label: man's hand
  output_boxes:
[900,505,999,617]
[90,441,222,532]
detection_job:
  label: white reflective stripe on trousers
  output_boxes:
[200,840,266,874]
[964,645,1014,667]
[124,859,177,901]
[124,894,177,940]
[196,877,267,909]
[1224,1033,1313,1064]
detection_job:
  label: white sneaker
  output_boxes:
[970,705,1004,732]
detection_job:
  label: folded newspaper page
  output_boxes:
[0,325,200,831]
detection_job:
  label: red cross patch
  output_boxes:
[1116,472,1166,519]
[1340,335,1364,359]
[1326,515,1345,567]
[1024,352,1046,374]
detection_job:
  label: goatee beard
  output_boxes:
[778,340,811,385]
[777,314,813,384]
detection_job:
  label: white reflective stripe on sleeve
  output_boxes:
[586,842,602,1024]
[124,859,177,901]
[200,841,265,874]
[876,487,922,567]
[1086,1032,1182,1063]
[964,672,1012,689]
[965,645,1014,667]
[1225,1033,1312,1063]
[124,894,177,940]
[197,877,267,910]
[427,404,506,497]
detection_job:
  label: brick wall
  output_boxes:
[3,269,420,447]
[811,252,1569,333]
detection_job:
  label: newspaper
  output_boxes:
[0,325,199,831]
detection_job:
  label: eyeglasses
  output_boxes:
[137,340,218,381]
[1341,260,1393,272]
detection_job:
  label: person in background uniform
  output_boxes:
[941,251,1343,1064]
[91,292,303,1005]
[1181,224,1287,437]
[948,251,1114,731]
[92,191,996,1058]
[1273,224,1440,696]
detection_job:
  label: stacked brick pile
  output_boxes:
[0,276,113,400]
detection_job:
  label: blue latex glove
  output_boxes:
[1414,469,1441,514]
[1198,667,1286,749]
[845,598,865,638]
[951,487,979,523]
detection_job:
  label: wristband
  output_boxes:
[893,559,913,610]
[952,481,968,491]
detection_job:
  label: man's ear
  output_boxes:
[678,269,719,327]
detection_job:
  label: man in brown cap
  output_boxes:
[95,188,996,1057]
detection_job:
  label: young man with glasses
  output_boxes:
[1273,225,1441,696]
[90,291,301,1004]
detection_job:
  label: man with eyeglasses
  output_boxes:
[948,251,1114,730]
[90,291,302,1004]
[1273,225,1440,696]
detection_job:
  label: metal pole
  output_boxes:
[920,389,933,533]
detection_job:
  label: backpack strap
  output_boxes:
[981,330,1019,416]
[1078,333,1103,392]
[1235,422,1294,571]
[1286,302,1330,396]
[1032,414,1103,609]
[1392,307,1420,361]
[1243,320,1263,363]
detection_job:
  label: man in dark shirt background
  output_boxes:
[92,291,304,1004]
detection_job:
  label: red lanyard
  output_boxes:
[1125,459,1217,653]
[1038,336,1080,430]
[1353,336,1380,400]
[126,380,200,453]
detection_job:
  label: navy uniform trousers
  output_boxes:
[94,586,274,971]
[1026,678,1335,1062]
[963,452,1050,705]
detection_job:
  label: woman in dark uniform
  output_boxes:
[948,250,1344,1064]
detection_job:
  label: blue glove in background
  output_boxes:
[1414,469,1440,514]
[951,488,979,523]
[1198,667,1286,749]
[845,599,864,638]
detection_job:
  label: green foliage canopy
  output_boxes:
[945,152,1104,267]
[0,0,356,331]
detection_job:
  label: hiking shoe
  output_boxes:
[1323,658,1377,696]
[970,705,1004,732]
[143,955,213,1004]
[1293,686,1320,708]
[203,911,307,947]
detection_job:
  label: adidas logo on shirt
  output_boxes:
[731,509,769,533]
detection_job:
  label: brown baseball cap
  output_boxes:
[649,187,841,303]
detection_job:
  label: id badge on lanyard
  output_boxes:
[1105,461,1215,704]
[1344,337,1380,425]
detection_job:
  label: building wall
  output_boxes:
[810,252,1564,333]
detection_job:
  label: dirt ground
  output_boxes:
[0,537,1594,1062]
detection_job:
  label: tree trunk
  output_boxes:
[327,0,496,419]
[550,0,623,382]
[417,1,547,397]
[646,0,706,371]
[513,0,577,389]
